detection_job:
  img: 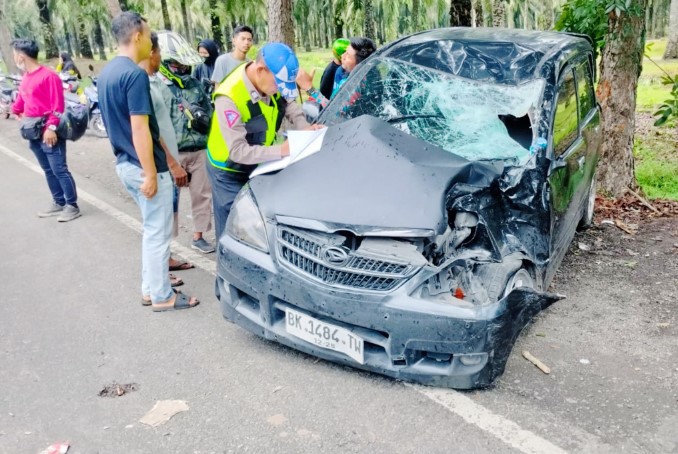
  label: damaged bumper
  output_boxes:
[216,234,562,390]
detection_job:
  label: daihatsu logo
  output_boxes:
[321,246,350,266]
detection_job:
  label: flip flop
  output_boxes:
[142,289,183,306]
[170,273,184,287]
[169,261,195,271]
[152,291,200,312]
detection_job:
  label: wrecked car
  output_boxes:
[215,28,601,389]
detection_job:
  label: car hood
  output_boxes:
[250,115,502,234]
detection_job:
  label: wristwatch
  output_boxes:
[47,125,57,132]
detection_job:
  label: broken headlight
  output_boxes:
[226,188,269,253]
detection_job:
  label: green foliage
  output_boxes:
[652,75,678,126]
[555,0,608,51]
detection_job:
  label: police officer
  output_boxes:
[206,42,321,241]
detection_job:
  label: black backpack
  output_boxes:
[57,100,88,141]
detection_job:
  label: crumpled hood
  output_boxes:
[250,115,502,234]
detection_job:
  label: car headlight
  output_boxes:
[226,187,269,253]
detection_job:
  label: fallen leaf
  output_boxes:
[578,242,591,252]
[139,400,189,427]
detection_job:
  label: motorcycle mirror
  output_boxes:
[302,100,321,124]
[88,64,94,72]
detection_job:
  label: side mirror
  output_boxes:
[88,64,94,72]
[302,100,321,124]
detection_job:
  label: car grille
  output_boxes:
[277,226,418,292]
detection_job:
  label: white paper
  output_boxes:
[250,128,327,178]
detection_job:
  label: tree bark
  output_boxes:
[492,0,505,27]
[364,0,376,40]
[93,16,107,61]
[180,0,191,42]
[267,0,295,49]
[450,0,472,26]
[36,0,59,58]
[472,0,483,26]
[161,0,172,31]
[333,1,344,38]
[664,0,678,58]
[0,0,18,74]
[78,21,94,59]
[596,1,646,196]
[64,29,74,57]
[209,0,223,50]
[412,0,420,32]
[105,0,122,17]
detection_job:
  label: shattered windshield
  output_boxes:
[321,57,545,163]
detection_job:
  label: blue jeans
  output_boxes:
[206,160,248,243]
[116,161,174,303]
[28,138,78,206]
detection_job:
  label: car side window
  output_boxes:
[575,60,595,122]
[553,68,578,157]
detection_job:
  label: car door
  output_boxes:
[548,65,587,265]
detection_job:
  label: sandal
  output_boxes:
[152,291,199,312]
[169,261,195,271]
[170,273,184,287]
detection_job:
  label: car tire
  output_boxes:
[479,261,534,303]
[578,171,597,230]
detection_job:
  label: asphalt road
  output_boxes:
[0,119,677,454]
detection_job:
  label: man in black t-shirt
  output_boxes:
[99,12,198,312]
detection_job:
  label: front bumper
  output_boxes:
[216,234,560,389]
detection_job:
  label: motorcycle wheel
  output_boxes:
[89,114,108,138]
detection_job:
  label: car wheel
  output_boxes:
[501,268,535,299]
[578,171,597,230]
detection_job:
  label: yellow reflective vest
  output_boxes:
[206,67,286,173]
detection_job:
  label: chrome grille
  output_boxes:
[277,226,418,292]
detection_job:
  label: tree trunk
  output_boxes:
[78,21,94,59]
[450,0,472,26]
[664,0,678,58]
[71,24,81,58]
[209,0,223,50]
[472,0,483,27]
[161,0,172,30]
[105,0,122,17]
[412,0,420,32]
[333,3,344,38]
[0,0,18,74]
[180,0,190,42]
[36,0,59,58]
[64,29,74,57]
[596,1,646,196]
[94,16,107,61]
[492,0,505,27]
[267,0,295,49]
[364,0,376,40]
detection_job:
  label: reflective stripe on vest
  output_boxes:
[206,68,287,173]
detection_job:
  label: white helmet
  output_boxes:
[156,30,203,67]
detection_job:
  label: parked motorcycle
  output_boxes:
[85,64,106,138]
[0,74,21,119]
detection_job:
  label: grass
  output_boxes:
[634,118,678,200]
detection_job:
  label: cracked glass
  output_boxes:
[321,57,546,164]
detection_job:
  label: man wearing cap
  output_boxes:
[206,42,319,241]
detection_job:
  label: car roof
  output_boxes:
[377,27,593,85]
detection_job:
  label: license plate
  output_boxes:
[285,308,364,364]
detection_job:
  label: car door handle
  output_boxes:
[577,156,586,170]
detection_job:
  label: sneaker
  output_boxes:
[37,202,64,218]
[57,205,81,222]
[191,237,215,253]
